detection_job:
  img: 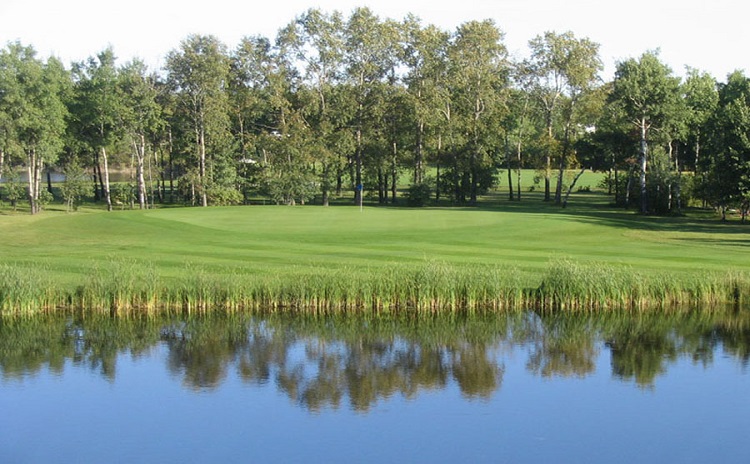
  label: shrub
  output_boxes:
[406,182,432,207]
[207,186,244,206]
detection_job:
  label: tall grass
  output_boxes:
[537,258,750,311]
[0,264,59,314]
[75,258,162,312]
[1,258,749,315]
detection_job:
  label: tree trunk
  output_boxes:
[377,168,385,204]
[156,145,164,203]
[435,134,442,203]
[506,135,514,201]
[469,164,477,205]
[544,156,551,201]
[355,126,363,208]
[639,118,648,214]
[667,140,674,213]
[435,162,441,203]
[94,150,103,201]
[614,160,619,206]
[544,114,553,202]
[562,167,586,208]
[555,160,565,204]
[469,133,478,206]
[555,103,575,205]
[35,158,42,200]
[391,141,398,205]
[147,141,154,209]
[135,135,147,210]
[694,132,700,171]
[168,127,174,203]
[674,142,682,214]
[515,95,529,203]
[198,126,208,207]
[391,161,397,205]
[415,121,424,185]
[322,162,330,207]
[454,165,462,203]
[101,147,113,211]
[625,165,633,208]
[554,125,565,203]
[34,155,42,213]
[27,148,37,214]
[516,140,523,202]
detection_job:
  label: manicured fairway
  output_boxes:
[2,192,748,290]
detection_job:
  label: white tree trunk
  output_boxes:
[562,167,586,208]
[26,149,37,214]
[639,118,648,214]
[34,156,42,206]
[199,126,208,207]
[102,147,112,212]
[134,135,147,209]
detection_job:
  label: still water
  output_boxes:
[1,310,748,463]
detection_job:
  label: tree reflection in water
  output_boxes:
[1,309,749,410]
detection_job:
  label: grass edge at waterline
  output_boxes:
[2,259,749,315]
[537,258,750,311]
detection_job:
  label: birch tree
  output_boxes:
[284,9,350,205]
[610,51,680,214]
[119,59,163,209]
[527,31,601,203]
[402,16,451,189]
[704,71,750,220]
[343,7,401,207]
[166,35,232,207]
[0,42,68,214]
[447,19,509,204]
[71,48,121,211]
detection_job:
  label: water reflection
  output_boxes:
[1,310,748,411]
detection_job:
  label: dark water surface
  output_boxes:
[1,310,748,463]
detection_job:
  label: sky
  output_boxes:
[0,0,746,81]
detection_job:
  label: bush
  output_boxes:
[2,170,24,210]
[111,183,134,209]
[61,162,91,211]
[406,182,432,207]
[38,189,54,210]
[207,186,244,206]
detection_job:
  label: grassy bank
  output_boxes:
[2,186,750,314]
[2,259,748,315]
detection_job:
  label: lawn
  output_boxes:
[1,171,749,311]
[2,189,748,278]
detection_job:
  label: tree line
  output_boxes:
[1,7,749,217]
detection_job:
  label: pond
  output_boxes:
[1,310,748,463]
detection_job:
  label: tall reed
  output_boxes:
[0,264,58,314]
[75,258,162,312]
[537,257,750,311]
[2,259,749,315]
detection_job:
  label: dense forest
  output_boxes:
[0,7,748,217]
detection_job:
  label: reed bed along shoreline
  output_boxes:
[2,259,750,315]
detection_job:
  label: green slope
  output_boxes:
[2,194,748,288]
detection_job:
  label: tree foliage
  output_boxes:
[0,10,748,219]
[0,42,68,214]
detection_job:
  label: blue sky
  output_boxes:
[1,0,745,81]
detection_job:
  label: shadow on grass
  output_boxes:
[360,188,750,241]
